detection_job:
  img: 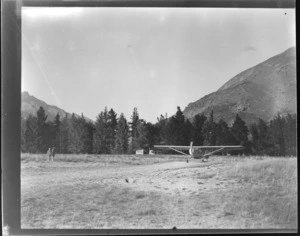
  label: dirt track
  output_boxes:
[21,156,297,229]
[22,157,241,197]
[101,160,240,195]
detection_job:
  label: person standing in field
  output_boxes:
[51,147,55,161]
[47,147,52,161]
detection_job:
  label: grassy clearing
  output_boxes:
[21,181,227,229]
[21,154,297,229]
[21,153,185,166]
[222,158,297,228]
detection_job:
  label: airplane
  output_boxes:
[154,142,244,162]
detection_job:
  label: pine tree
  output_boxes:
[249,123,259,154]
[135,120,148,149]
[82,121,94,154]
[231,114,250,154]
[145,122,160,147]
[53,113,61,153]
[93,108,115,154]
[192,114,207,146]
[231,114,248,144]
[283,114,296,156]
[202,110,217,145]
[165,116,177,145]
[183,119,193,145]
[129,107,146,153]
[215,119,231,145]
[164,107,187,145]
[67,114,84,153]
[93,112,106,154]
[76,113,93,154]
[174,106,187,145]
[114,113,129,154]
[130,107,139,141]
[156,114,168,144]
[60,114,70,153]
[107,108,118,153]
[250,118,273,155]
[36,106,48,153]
[270,113,286,156]
[23,114,38,153]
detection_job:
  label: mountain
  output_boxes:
[21,91,93,123]
[183,47,296,125]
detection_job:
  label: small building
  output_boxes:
[136,149,144,155]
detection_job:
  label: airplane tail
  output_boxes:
[189,141,194,157]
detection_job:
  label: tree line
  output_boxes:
[21,106,297,156]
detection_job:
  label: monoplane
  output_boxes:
[154,142,244,162]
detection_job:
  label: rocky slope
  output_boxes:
[183,47,296,125]
[21,91,93,122]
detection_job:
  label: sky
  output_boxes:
[22,7,296,123]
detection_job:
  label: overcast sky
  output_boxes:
[22,7,295,123]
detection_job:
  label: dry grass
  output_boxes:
[21,153,186,166]
[21,154,297,229]
[222,158,297,228]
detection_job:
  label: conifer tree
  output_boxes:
[107,108,118,152]
[215,119,231,145]
[202,110,217,145]
[156,114,168,144]
[36,106,48,153]
[114,113,129,154]
[130,107,139,140]
[93,112,106,154]
[24,114,38,153]
[93,108,115,154]
[249,118,272,155]
[174,106,187,144]
[283,113,296,156]
[135,120,148,149]
[82,121,94,154]
[270,113,286,156]
[67,114,84,153]
[249,123,259,154]
[231,114,248,144]
[145,122,160,147]
[231,114,251,154]
[183,119,193,145]
[53,113,61,153]
[192,114,207,146]
[165,116,177,145]
[60,114,70,153]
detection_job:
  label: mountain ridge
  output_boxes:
[183,47,296,125]
[21,91,93,123]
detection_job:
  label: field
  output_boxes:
[21,153,297,229]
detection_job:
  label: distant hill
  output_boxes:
[21,91,93,123]
[183,47,296,125]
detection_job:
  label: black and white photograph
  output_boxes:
[16,3,297,231]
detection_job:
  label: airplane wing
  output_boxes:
[153,145,191,150]
[154,145,243,150]
[154,144,244,158]
[153,145,190,156]
[198,146,244,157]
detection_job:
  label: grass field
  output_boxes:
[21,153,297,229]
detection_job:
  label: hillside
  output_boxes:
[183,47,296,125]
[21,91,93,123]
